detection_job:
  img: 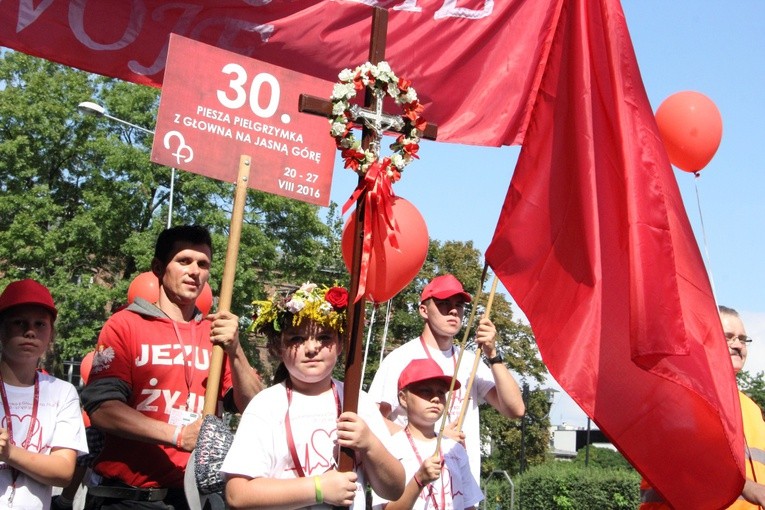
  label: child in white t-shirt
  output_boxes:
[373,358,483,510]
[0,279,88,510]
[221,283,404,509]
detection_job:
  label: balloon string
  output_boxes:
[379,299,393,363]
[694,172,717,302]
[360,303,377,394]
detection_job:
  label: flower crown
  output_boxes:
[249,283,349,335]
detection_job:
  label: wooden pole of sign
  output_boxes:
[202,155,251,415]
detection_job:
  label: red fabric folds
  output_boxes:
[486,0,744,508]
[0,0,561,147]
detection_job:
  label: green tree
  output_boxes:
[0,51,343,373]
[738,370,765,410]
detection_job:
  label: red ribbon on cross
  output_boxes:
[343,160,400,302]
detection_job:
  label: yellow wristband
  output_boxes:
[314,476,323,504]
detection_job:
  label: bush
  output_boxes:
[483,463,640,509]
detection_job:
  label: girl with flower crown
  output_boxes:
[221,283,404,509]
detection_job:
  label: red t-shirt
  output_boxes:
[88,306,233,488]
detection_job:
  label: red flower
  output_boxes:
[325,287,349,309]
[403,142,420,159]
[398,77,411,93]
[341,148,364,171]
[353,72,365,91]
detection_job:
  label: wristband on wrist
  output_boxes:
[413,474,424,489]
[174,425,185,449]
[314,476,324,504]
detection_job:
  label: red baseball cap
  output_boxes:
[0,279,57,319]
[398,358,461,392]
[420,274,472,304]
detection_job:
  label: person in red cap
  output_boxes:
[0,279,88,510]
[371,358,482,510]
[368,274,525,485]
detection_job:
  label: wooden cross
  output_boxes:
[298,6,437,474]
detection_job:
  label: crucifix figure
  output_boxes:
[298,6,437,475]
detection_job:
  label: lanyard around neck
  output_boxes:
[284,379,341,478]
[170,320,196,408]
[0,370,40,507]
[405,425,446,510]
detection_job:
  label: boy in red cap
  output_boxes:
[0,279,88,510]
[369,274,525,485]
[372,358,482,510]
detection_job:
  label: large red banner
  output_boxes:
[486,0,744,507]
[0,0,558,147]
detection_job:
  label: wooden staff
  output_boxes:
[202,155,250,415]
[455,276,499,432]
[434,264,489,454]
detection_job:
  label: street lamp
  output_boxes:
[77,101,175,229]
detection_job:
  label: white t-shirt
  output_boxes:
[221,379,397,510]
[368,338,495,484]
[0,373,88,510]
[371,431,483,510]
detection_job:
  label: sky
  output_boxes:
[326,1,765,428]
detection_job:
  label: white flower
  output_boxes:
[285,298,305,314]
[332,101,347,116]
[331,83,355,101]
[330,121,347,137]
[338,68,354,82]
[319,301,333,315]
[401,89,417,103]
[390,153,405,169]
[331,83,347,100]
[299,282,317,294]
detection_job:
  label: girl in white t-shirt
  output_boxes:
[221,283,404,509]
[0,279,88,510]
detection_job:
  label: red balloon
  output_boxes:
[127,271,159,304]
[655,91,722,173]
[342,196,429,303]
[196,281,214,315]
[80,351,94,385]
[127,271,214,314]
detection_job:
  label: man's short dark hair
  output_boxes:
[719,305,739,317]
[153,226,213,266]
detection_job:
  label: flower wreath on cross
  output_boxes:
[329,61,426,183]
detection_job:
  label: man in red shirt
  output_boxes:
[81,225,262,510]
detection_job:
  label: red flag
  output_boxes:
[0,0,560,146]
[485,0,744,508]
